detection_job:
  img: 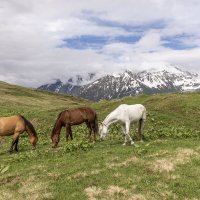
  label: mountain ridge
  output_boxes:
[38,66,200,101]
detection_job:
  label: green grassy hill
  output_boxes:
[0,81,200,200]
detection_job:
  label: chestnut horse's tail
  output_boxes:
[20,115,37,138]
[94,113,99,134]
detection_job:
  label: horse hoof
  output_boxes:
[131,141,134,145]
[122,143,126,146]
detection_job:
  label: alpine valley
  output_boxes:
[38,66,200,101]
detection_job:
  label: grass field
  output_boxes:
[0,81,200,200]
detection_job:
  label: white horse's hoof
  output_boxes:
[131,141,134,145]
[122,143,126,146]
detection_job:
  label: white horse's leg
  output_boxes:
[132,122,136,140]
[125,122,134,145]
[121,125,127,145]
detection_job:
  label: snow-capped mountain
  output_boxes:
[38,73,96,94]
[38,67,200,101]
[67,73,96,85]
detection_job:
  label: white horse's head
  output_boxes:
[99,123,108,140]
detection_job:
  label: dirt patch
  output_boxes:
[159,191,176,200]
[110,156,120,162]
[106,185,128,197]
[90,169,103,175]
[107,156,140,169]
[175,148,198,165]
[170,174,180,180]
[0,175,53,200]
[85,186,102,200]
[85,185,146,200]
[147,150,169,158]
[113,172,122,178]
[18,176,53,200]
[149,148,198,173]
[71,172,87,179]
[0,191,15,200]
[47,172,62,180]
[151,158,175,172]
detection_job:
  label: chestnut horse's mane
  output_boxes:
[51,111,63,138]
[20,115,37,137]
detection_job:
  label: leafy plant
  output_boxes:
[62,140,94,153]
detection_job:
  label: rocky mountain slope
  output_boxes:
[38,67,200,101]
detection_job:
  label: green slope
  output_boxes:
[0,81,89,132]
[0,82,200,200]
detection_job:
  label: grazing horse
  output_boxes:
[0,115,38,153]
[99,104,146,145]
[51,107,98,148]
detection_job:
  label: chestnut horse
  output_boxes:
[0,115,38,153]
[51,107,98,148]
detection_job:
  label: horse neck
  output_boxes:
[52,119,63,137]
[24,120,37,139]
[25,126,32,137]
[103,110,118,128]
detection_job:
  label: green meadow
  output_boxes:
[0,81,200,200]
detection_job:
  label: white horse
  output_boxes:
[99,104,146,145]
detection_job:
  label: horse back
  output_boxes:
[63,107,96,125]
[80,107,96,117]
[128,104,146,121]
[116,104,146,122]
[0,115,25,136]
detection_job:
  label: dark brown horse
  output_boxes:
[0,115,38,153]
[51,107,98,148]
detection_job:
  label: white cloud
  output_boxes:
[0,0,200,87]
[133,31,163,52]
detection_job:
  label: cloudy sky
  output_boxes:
[0,0,200,87]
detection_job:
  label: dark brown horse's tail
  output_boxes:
[94,113,99,134]
[20,115,37,138]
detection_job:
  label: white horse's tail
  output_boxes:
[138,107,147,141]
[142,107,147,121]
